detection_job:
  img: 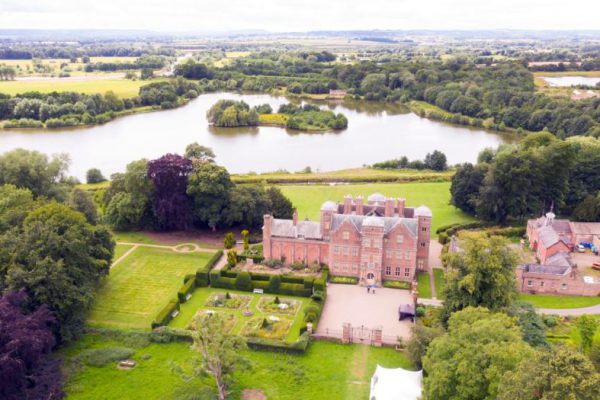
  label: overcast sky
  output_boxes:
[1,0,599,32]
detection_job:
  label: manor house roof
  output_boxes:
[330,214,417,236]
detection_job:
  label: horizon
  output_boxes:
[2,0,600,32]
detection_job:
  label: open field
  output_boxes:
[87,247,213,329]
[63,332,412,400]
[278,181,476,237]
[170,288,309,342]
[0,78,163,97]
[233,167,453,184]
[0,57,139,76]
[519,294,600,309]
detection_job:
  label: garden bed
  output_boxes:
[241,316,293,340]
[256,296,300,315]
[383,280,412,290]
[205,292,251,309]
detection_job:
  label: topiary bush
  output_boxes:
[76,347,135,367]
[235,271,253,291]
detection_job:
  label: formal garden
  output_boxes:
[169,288,310,343]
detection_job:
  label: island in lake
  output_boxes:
[206,99,348,131]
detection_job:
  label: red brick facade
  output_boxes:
[263,193,432,286]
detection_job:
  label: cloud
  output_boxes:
[0,0,598,31]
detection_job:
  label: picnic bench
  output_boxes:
[253,288,264,294]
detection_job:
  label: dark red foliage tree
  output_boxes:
[0,290,64,400]
[147,153,193,230]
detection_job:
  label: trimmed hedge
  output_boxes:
[208,265,329,298]
[246,334,310,354]
[151,299,180,329]
[383,280,412,290]
[178,278,196,303]
[329,275,359,285]
[196,250,223,287]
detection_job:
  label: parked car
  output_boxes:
[576,244,586,253]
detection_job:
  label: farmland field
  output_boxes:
[0,78,163,97]
[278,181,475,237]
[87,246,213,329]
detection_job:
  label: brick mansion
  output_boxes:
[262,193,432,286]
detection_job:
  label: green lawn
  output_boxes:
[63,332,413,400]
[113,244,134,261]
[417,272,431,298]
[170,288,309,342]
[0,78,163,98]
[279,182,475,237]
[88,247,213,329]
[433,268,445,300]
[112,230,163,245]
[519,294,600,309]
[111,230,221,249]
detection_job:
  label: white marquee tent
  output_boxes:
[369,365,422,400]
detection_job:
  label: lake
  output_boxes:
[0,92,512,180]
[540,76,600,87]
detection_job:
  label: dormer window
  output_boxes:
[397,234,404,243]
[343,231,350,240]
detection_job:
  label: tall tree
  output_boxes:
[441,234,519,323]
[0,202,114,341]
[423,307,533,400]
[188,314,247,400]
[187,162,233,230]
[68,187,98,224]
[0,149,71,199]
[497,345,600,400]
[577,315,599,353]
[266,187,295,219]
[0,290,64,400]
[184,142,216,163]
[147,154,193,230]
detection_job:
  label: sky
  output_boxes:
[1,0,599,32]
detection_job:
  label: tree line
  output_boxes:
[450,132,600,223]
[102,142,295,231]
[178,54,600,138]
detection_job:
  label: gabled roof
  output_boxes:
[570,222,600,236]
[545,251,571,267]
[270,219,322,240]
[524,264,570,275]
[537,225,561,248]
[330,214,417,237]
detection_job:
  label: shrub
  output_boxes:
[235,271,253,291]
[290,261,307,271]
[329,275,358,285]
[86,168,106,184]
[227,249,238,266]
[224,232,235,249]
[268,275,281,292]
[415,306,426,317]
[177,278,196,303]
[152,299,180,328]
[246,333,310,354]
[383,280,412,290]
[241,229,249,250]
[76,347,135,367]
[542,315,559,328]
[311,290,325,302]
[313,278,325,292]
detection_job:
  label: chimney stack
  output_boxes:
[293,210,298,226]
[384,198,394,217]
[343,195,353,214]
[397,198,406,217]
[356,195,364,215]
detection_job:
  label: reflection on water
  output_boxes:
[541,76,600,87]
[0,92,512,179]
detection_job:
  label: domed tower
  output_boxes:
[320,200,337,240]
[415,205,432,271]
